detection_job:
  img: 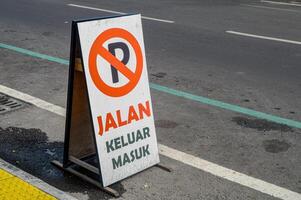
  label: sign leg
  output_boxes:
[155,164,172,173]
[51,160,120,197]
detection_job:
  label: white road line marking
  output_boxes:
[1,83,301,199]
[0,84,65,117]
[159,144,301,200]
[243,4,301,12]
[226,30,301,45]
[67,4,175,24]
[261,0,301,7]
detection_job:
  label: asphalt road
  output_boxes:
[0,0,301,199]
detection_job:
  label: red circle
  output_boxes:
[89,28,143,97]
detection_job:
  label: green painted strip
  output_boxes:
[150,83,301,129]
[1,42,301,129]
[0,43,69,65]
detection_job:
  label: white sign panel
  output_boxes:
[77,14,160,187]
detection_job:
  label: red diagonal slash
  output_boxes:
[98,46,135,80]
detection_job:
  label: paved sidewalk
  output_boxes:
[0,169,56,200]
[0,159,77,200]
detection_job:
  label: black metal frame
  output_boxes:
[54,18,121,196]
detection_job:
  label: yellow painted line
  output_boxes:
[0,169,14,181]
[0,169,57,200]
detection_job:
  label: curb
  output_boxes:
[0,158,78,200]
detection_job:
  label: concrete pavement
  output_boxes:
[0,0,301,199]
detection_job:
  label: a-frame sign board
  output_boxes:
[52,14,169,197]
[52,17,118,196]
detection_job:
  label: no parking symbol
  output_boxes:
[89,28,143,97]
